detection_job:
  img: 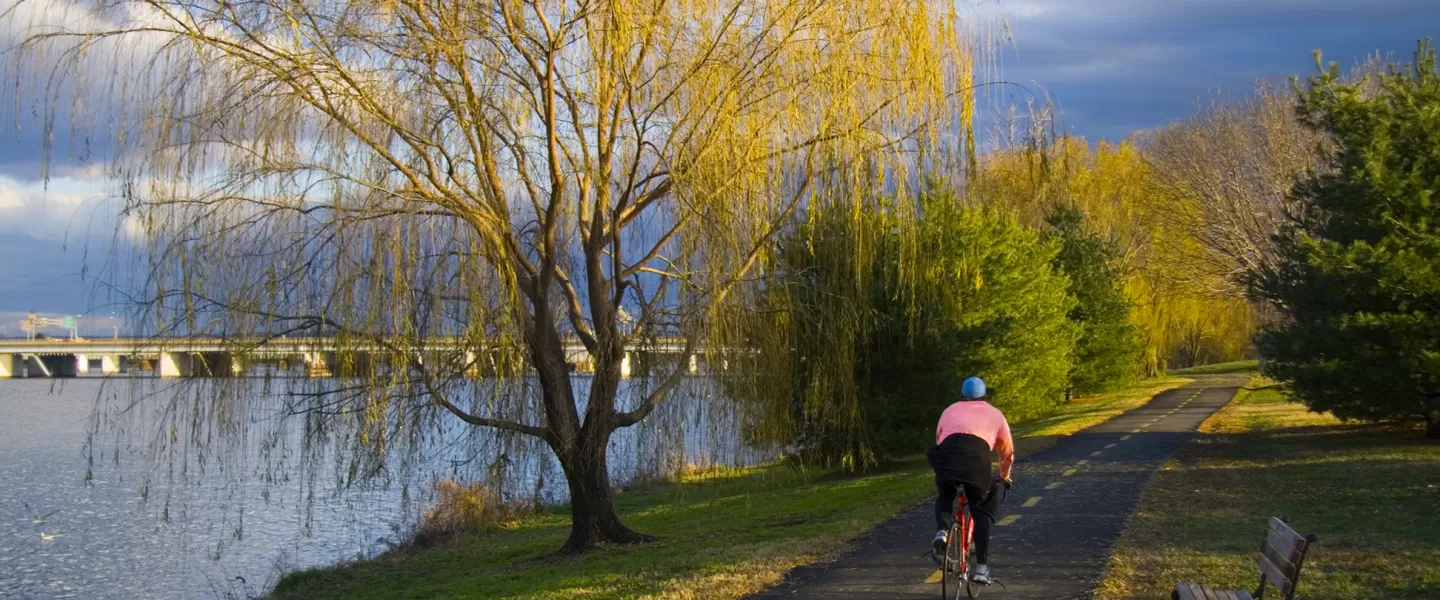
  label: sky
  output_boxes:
[0,0,1437,334]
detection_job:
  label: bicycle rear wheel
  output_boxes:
[963,508,980,599]
[941,520,964,599]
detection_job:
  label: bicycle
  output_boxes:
[935,482,1009,599]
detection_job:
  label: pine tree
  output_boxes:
[1253,40,1440,438]
[1045,204,1142,395]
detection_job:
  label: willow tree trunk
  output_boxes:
[555,425,650,553]
[531,306,650,553]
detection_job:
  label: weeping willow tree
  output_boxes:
[7,0,991,551]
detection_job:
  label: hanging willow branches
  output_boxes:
[6,0,992,551]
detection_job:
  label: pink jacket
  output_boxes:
[935,400,1014,480]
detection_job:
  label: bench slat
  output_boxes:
[1260,539,1297,575]
[1175,582,1201,600]
[1268,517,1307,551]
[1175,583,1252,600]
[1257,551,1295,594]
[1265,528,1297,559]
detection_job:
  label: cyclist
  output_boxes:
[926,376,1014,585]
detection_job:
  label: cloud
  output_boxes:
[990,0,1440,142]
[1,0,172,183]
[0,174,118,242]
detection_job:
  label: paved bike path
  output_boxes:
[747,377,1245,600]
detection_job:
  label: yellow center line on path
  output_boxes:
[1022,496,1041,508]
[1104,443,1118,449]
[925,570,943,584]
[1045,482,1061,490]
[1062,468,1077,476]
[1120,435,1132,440]
[997,515,1021,526]
[1089,451,1103,457]
[1076,459,1089,465]
[1131,428,1144,433]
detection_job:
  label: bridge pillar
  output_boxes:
[0,354,14,378]
[75,354,91,374]
[688,354,698,374]
[158,352,189,378]
[621,352,632,378]
[464,351,482,378]
[305,352,333,377]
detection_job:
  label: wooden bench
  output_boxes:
[1172,517,1317,600]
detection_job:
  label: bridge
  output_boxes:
[0,337,708,378]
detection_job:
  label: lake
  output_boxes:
[0,375,760,599]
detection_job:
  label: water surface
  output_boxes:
[0,375,757,599]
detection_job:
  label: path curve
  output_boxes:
[747,376,1245,600]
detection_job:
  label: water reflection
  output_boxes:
[0,375,763,599]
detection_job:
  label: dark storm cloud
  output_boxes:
[993,0,1440,142]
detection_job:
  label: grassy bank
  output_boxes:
[271,378,1191,600]
[1098,379,1440,599]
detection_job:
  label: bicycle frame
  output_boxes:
[940,487,975,599]
[953,495,972,572]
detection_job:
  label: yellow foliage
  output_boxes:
[971,137,1258,374]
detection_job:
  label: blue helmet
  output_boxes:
[961,376,986,399]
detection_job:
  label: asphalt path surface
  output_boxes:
[747,377,1245,600]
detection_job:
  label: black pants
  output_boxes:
[927,433,1003,564]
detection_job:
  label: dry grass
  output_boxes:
[1098,377,1440,600]
[411,478,538,547]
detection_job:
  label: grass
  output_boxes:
[1169,360,1260,376]
[270,378,1192,600]
[1097,378,1440,599]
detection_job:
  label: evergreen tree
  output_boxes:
[1253,40,1440,438]
[1045,204,1142,395]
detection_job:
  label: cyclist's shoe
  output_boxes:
[931,529,948,555]
[972,563,992,584]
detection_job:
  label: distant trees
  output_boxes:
[971,138,1257,374]
[1141,83,1326,296]
[1253,41,1440,439]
